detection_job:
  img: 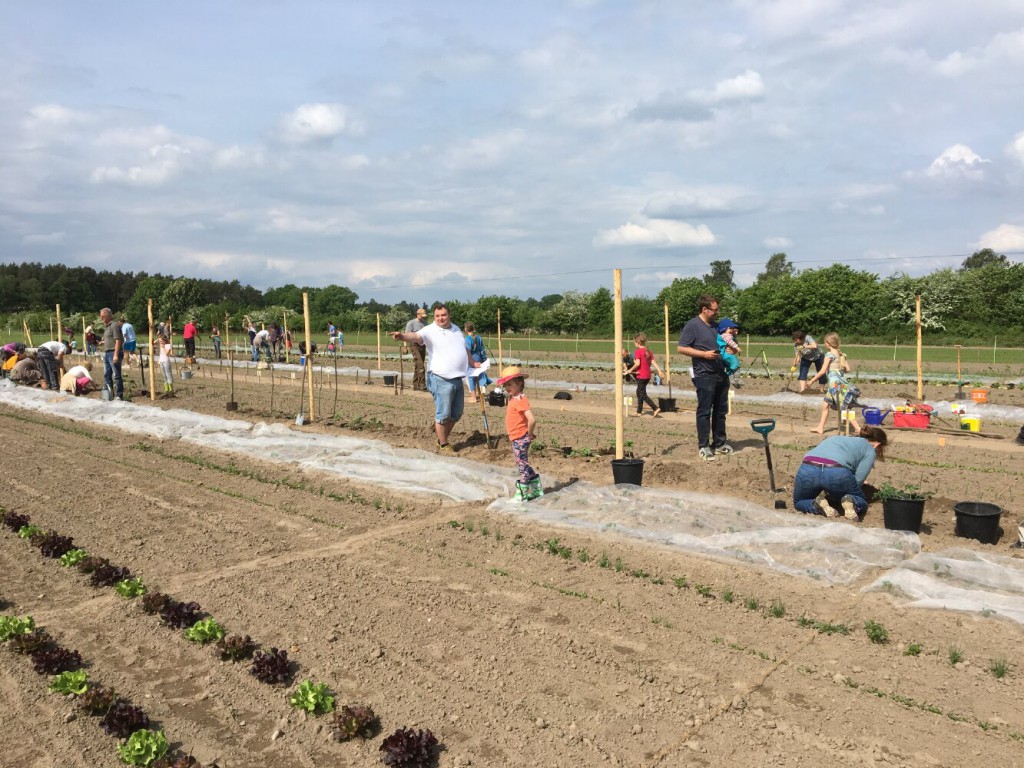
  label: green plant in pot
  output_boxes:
[875,483,932,534]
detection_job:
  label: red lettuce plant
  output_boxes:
[379,728,438,768]
[332,704,379,741]
[250,648,291,684]
[141,592,170,615]
[77,556,110,574]
[100,700,150,737]
[31,645,83,675]
[2,510,30,531]
[79,684,116,715]
[160,600,203,629]
[9,629,52,655]
[35,532,76,559]
[217,634,256,662]
[91,564,132,588]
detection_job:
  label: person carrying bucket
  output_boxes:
[496,366,543,501]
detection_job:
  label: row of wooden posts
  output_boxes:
[41,281,932,460]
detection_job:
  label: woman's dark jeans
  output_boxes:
[792,463,867,514]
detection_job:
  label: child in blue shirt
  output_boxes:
[716,318,742,387]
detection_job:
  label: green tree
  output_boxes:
[586,288,614,335]
[542,291,590,334]
[960,248,1007,272]
[878,270,958,332]
[124,276,174,328]
[312,284,358,318]
[263,284,304,313]
[160,278,205,322]
[756,252,795,283]
[703,260,735,289]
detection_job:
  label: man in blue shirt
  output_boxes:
[119,316,137,367]
[677,294,731,461]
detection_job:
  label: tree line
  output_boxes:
[1,249,1018,343]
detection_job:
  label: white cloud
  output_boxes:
[762,236,792,248]
[1009,131,1024,166]
[594,218,716,247]
[975,224,1024,253]
[24,104,90,127]
[90,143,194,186]
[925,144,990,181]
[644,188,758,218]
[279,103,364,144]
[22,231,66,245]
[709,70,765,103]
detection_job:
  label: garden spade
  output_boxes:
[478,386,493,449]
[751,418,786,509]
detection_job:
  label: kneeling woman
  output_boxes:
[793,426,887,520]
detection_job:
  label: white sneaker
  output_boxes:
[841,495,860,521]
[814,497,839,518]
[698,446,716,462]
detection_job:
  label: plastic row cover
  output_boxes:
[864,549,1024,624]
[490,482,919,584]
[0,382,512,502]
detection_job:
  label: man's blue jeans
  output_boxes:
[792,463,867,514]
[103,350,123,399]
[693,373,730,449]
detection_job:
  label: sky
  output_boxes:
[2,1,1023,305]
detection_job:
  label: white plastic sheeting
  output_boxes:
[489,482,920,584]
[0,381,512,501]
[864,549,1024,624]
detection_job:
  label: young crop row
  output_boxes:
[446,518,1021,738]
[1,508,439,768]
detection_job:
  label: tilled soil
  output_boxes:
[2,359,1023,767]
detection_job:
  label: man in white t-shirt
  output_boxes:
[37,340,69,390]
[391,305,479,453]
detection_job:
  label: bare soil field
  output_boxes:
[2,357,1024,767]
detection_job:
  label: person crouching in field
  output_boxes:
[497,366,543,501]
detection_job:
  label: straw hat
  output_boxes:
[496,366,529,386]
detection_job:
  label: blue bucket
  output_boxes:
[862,407,891,426]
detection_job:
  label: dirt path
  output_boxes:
[2,369,1024,767]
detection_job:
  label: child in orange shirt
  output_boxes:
[497,366,542,501]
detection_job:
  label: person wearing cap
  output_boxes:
[496,366,542,501]
[677,294,732,461]
[404,307,429,391]
[716,318,742,387]
[391,305,479,452]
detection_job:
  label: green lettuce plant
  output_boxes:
[0,615,36,641]
[116,729,169,767]
[183,618,225,645]
[288,680,335,714]
[49,670,89,695]
[115,578,147,599]
[60,548,88,567]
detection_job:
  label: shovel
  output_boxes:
[751,418,786,509]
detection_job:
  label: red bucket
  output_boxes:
[894,412,929,429]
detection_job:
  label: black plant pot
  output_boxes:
[611,458,644,486]
[658,397,677,412]
[882,498,925,534]
[953,501,1002,544]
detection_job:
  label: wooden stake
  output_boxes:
[283,311,290,364]
[497,308,503,374]
[55,304,62,344]
[614,269,624,460]
[376,312,382,372]
[915,294,922,401]
[23,320,33,347]
[303,292,315,422]
[148,300,156,401]
[663,302,671,396]
[226,313,235,406]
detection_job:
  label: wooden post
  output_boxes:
[915,294,922,401]
[302,292,315,422]
[226,313,235,406]
[23,320,33,347]
[283,312,290,364]
[49,317,54,339]
[55,304,62,344]
[497,308,503,375]
[614,269,624,460]
[148,300,156,401]
[376,312,382,372]
[82,317,87,355]
[663,302,671,393]
[956,344,962,383]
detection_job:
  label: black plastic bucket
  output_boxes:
[658,397,677,412]
[953,501,1002,544]
[882,498,925,534]
[383,374,396,386]
[611,458,644,486]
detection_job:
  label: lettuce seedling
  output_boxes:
[18,524,43,539]
[141,592,170,615]
[115,578,148,599]
[116,728,169,767]
[91,564,132,588]
[183,618,225,645]
[60,548,88,567]
[250,648,291,684]
[288,680,335,715]
[2,510,30,531]
[9,629,51,655]
[332,704,378,741]
[216,634,256,662]
[37,532,76,558]
[160,600,203,629]
[49,669,89,695]
[0,614,35,641]
[79,684,116,715]
[31,646,83,675]
[379,727,438,768]
[101,700,150,737]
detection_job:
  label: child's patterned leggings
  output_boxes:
[635,378,657,413]
[511,436,537,484]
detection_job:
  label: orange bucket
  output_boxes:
[970,388,988,404]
